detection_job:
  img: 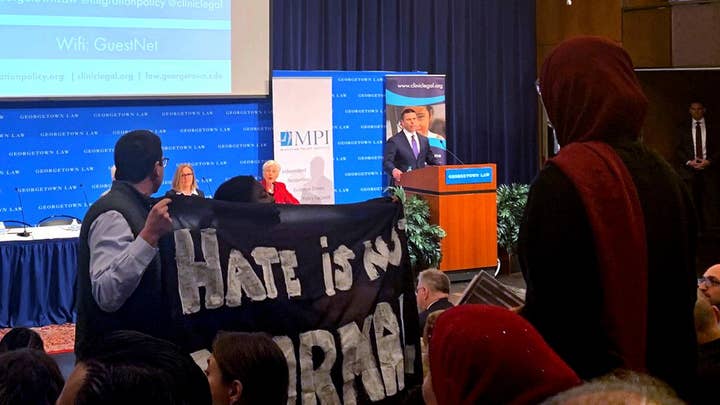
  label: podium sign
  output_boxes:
[445,167,493,185]
[400,164,497,272]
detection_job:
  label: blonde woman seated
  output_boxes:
[261,160,299,204]
[166,163,205,197]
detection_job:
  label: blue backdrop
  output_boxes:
[0,71,416,222]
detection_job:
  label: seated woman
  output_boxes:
[205,331,288,405]
[261,160,299,204]
[166,163,205,197]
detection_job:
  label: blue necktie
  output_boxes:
[411,135,419,158]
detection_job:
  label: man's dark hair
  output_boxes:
[75,330,210,405]
[212,331,289,405]
[214,175,274,203]
[0,327,44,352]
[400,108,417,119]
[114,130,162,183]
[0,348,64,405]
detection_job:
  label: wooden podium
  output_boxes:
[399,164,497,272]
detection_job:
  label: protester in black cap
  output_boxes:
[75,130,174,354]
[214,175,274,203]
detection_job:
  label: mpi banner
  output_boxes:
[385,75,447,165]
[163,196,422,404]
[272,77,335,204]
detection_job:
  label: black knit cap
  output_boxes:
[114,130,162,183]
[214,176,274,203]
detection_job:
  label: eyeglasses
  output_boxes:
[181,173,193,177]
[698,276,720,287]
[159,157,169,167]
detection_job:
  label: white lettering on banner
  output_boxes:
[320,236,335,297]
[273,336,299,405]
[299,330,340,404]
[374,302,404,395]
[274,302,405,404]
[333,245,355,292]
[337,316,384,403]
[226,249,267,305]
[279,250,302,298]
[251,247,281,299]
[174,229,224,314]
[363,227,402,281]
[174,221,405,309]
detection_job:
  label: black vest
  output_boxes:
[75,181,171,354]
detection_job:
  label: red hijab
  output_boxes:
[429,305,581,405]
[539,36,648,371]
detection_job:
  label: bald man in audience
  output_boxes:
[416,269,454,333]
[699,264,720,306]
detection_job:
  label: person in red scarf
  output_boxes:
[519,36,698,399]
[261,160,299,204]
[424,305,581,405]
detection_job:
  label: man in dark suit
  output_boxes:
[416,268,454,333]
[383,108,439,185]
[675,101,720,231]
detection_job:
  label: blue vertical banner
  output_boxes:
[0,101,273,224]
[385,75,447,165]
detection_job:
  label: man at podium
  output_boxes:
[383,108,440,185]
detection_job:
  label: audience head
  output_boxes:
[690,101,706,121]
[0,327,44,352]
[400,108,418,132]
[0,348,64,405]
[113,130,165,193]
[542,370,684,405]
[694,289,720,345]
[214,176,274,203]
[425,305,581,405]
[416,268,450,310]
[699,264,720,305]
[262,160,281,185]
[538,36,647,147]
[207,331,289,405]
[56,330,210,405]
[171,163,199,194]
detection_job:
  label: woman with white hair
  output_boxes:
[261,160,298,204]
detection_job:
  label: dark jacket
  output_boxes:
[75,181,172,354]
[383,131,438,178]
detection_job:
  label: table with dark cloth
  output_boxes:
[0,227,77,328]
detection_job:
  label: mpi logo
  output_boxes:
[280,130,330,148]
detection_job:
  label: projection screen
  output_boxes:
[0,0,270,99]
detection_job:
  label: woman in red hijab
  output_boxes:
[424,305,581,405]
[519,36,697,399]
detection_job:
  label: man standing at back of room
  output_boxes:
[75,130,174,355]
[383,108,439,185]
[675,101,720,232]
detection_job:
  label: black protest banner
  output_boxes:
[162,196,422,404]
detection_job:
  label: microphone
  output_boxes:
[14,187,31,237]
[79,184,90,208]
[201,177,215,198]
[444,147,466,165]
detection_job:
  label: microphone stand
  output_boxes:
[14,187,31,237]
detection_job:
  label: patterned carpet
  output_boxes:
[0,323,75,354]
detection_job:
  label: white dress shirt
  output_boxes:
[88,210,158,312]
